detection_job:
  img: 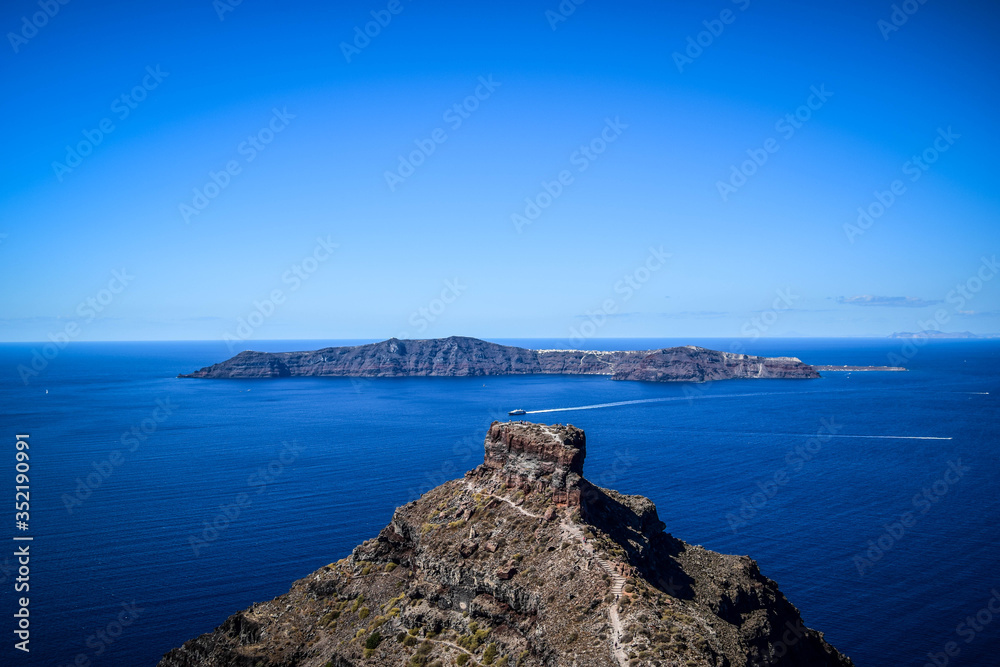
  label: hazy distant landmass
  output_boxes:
[179,336,821,382]
[888,331,996,339]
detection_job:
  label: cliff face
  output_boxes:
[180,337,820,382]
[158,422,852,667]
[609,346,817,383]
[482,422,585,507]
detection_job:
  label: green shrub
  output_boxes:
[456,655,470,666]
[365,631,382,650]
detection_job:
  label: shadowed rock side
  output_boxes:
[158,422,852,667]
[179,336,820,382]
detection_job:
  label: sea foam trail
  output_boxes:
[524,391,801,414]
[524,395,951,439]
[667,430,953,441]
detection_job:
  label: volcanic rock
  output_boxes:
[178,336,821,383]
[158,421,853,667]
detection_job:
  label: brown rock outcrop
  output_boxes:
[158,421,853,667]
[479,421,585,506]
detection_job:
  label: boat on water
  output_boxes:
[508,409,527,416]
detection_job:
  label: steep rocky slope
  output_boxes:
[179,337,820,382]
[159,422,851,667]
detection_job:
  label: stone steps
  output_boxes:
[596,558,626,595]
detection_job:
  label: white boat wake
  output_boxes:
[712,432,953,441]
[523,391,795,414]
[521,392,952,440]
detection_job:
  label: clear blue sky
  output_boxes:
[1,0,998,342]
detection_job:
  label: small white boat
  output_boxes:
[508,409,526,416]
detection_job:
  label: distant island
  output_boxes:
[159,421,854,667]
[889,330,997,339]
[180,336,823,382]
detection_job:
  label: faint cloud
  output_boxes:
[660,310,730,319]
[836,295,941,308]
[955,309,1000,317]
[582,311,730,321]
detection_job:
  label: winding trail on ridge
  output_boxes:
[464,482,628,667]
[564,521,628,667]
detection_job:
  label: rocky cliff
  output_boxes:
[159,422,852,667]
[179,337,820,382]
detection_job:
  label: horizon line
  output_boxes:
[1,334,996,344]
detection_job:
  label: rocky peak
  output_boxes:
[159,421,853,667]
[476,420,586,506]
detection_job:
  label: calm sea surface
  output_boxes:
[0,338,997,666]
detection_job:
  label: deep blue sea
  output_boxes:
[0,338,997,666]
